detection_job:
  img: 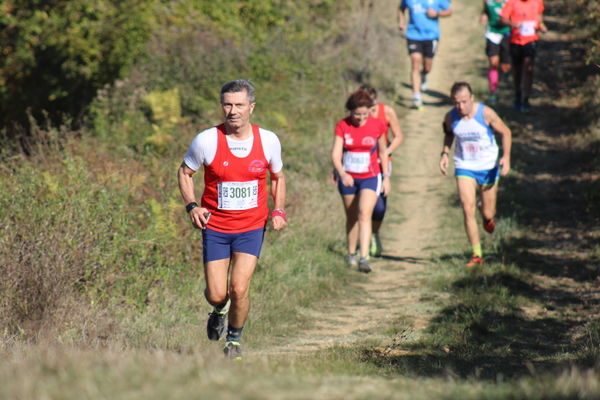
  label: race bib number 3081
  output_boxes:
[218,180,259,210]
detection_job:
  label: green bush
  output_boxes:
[0,0,156,133]
[86,0,346,147]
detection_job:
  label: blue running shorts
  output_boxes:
[372,192,387,222]
[202,227,266,262]
[455,166,500,186]
[338,175,381,196]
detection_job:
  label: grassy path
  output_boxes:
[265,0,481,356]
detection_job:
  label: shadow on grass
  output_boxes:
[363,311,580,380]
[362,13,599,380]
[379,255,429,264]
[500,236,599,282]
[360,258,594,379]
[394,82,452,109]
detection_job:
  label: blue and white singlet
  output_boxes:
[449,103,499,171]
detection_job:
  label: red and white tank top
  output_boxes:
[335,116,386,179]
[201,124,268,233]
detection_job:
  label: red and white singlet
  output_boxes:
[201,124,269,233]
[335,116,386,179]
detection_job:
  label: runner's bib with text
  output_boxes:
[459,141,481,161]
[343,151,371,173]
[218,180,258,210]
[519,21,536,37]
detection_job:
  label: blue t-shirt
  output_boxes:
[401,0,451,41]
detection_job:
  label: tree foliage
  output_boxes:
[0,0,342,136]
[0,0,156,133]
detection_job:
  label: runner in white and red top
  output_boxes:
[359,85,404,257]
[331,89,391,273]
[178,79,286,360]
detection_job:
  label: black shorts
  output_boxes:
[510,41,537,64]
[485,35,511,64]
[407,39,439,58]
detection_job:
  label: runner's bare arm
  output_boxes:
[427,8,452,18]
[480,0,488,25]
[177,162,210,229]
[538,15,548,33]
[484,106,512,176]
[500,15,519,29]
[397,5,406,32]
[378,133,391,196]
[439,8,452,17]
[439,114,454,176]
[385,105,404,155]
[270,170,287,231]
[331,135,353,187]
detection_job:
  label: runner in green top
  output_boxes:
[480,0,511,104]
[485,0,511,35]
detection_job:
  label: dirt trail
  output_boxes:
[266,1,480,354]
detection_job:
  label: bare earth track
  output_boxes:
[266,1,479,355]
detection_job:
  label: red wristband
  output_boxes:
[271,208,287,222]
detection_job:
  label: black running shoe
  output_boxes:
[358,257,372,273]
[206,308,227,341]
[223,341,243,360]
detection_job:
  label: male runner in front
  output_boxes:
[439,82,512,267]
[500,0,546,111]
[480,0,512,104]
[398,0,452,110]
[178,79,287,359]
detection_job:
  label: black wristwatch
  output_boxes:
[186,202,198,213]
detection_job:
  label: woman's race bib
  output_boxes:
[519,20,536,36]
[218,180,258,210]
[343,151,370,173]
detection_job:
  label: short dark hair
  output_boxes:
[358,84,378,99]
[450,81,472,97]
[220,79,256,103]
[345,90,374,111]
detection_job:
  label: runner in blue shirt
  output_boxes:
[398,0,452,109]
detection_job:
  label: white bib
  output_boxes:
[218,180,258,210]
[459,141,481,161]
[485,31,503,45]
[519,21,536,37]
[343,151,370,173]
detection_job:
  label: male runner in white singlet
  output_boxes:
[439,82,512,267]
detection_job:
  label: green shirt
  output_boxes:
[485,0,511,35]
